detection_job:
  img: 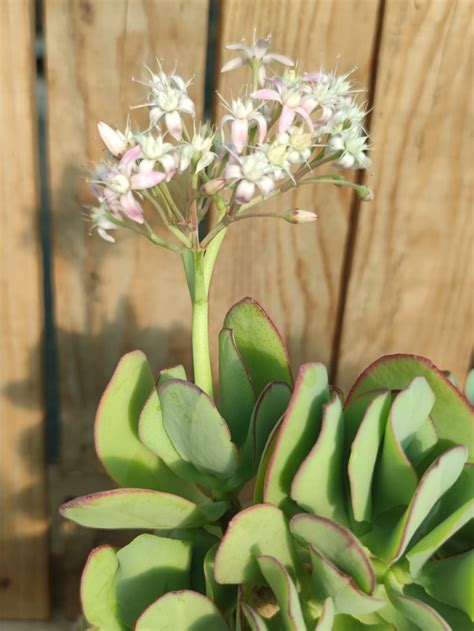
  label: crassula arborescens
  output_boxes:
[61,34,473,631]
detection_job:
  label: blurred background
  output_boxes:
[0,0,472,626]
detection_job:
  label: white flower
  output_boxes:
[221,33,294,85]
[328,129,371,169]
[277,126,313,165]
[220,97,267,153]
[252,80,316,133]
[90,205,121,243]
[224,152,275,203]
[179,127,216,173]
[97,121,135,157]
[303,69,365,124]
[316,100,367,138]
[137,133,179,181]
[137,67,195,139]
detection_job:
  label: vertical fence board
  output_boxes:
[210,0,380,373]
[0,0,50,620]
[336,0,473,391]
[45,0,209,614]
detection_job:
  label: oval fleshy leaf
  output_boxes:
[139,382,215,491]
[385,445,468,563]
[135,590,228,630]
[219,327,257,446]
[309,546,384,616]
[236,382,292,485]
[407,499,474,576]
[116,533,191,628]
[204,545,237,617]
[347,392,391,523]
[253,420,282,503]
[95,351,186,493]
[347,354,474,460]
[416,550,474,620]
[60,488,224,529]
[384,572,451,631]
[264,363,330,513]
[214,504,298,585]
[375,377,435,514]
[465,369,474,406]
[159,379,238,478]
[290,514,375,595]
[291,396,346,524]
[315,598,334,631]
[241,603,268,630]
[224,297,293,395]
[256,555,305,630]
[80,545,122,631]
[403,583,473,631]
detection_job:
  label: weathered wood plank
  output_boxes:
[0,0,50,620]
[337,0,473,391]
[210,0,381,374]
[45,0,209,614]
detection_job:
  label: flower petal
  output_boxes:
[224,163,243,181]
[165,111,183,140]
[221,57,245,73]
[256,175,275,197]
[235,179,255,204]
[121,145,141,166]
[251,89,282,102]
[278,106,296,133]
[97,122,127,157]
[294,106,314,132]
[120,191,144,223]
[252,113,268,144]
[231,118,249,153]
[179,97,195,117]
[130,170,166,189]
[263,53,294,67]
[97,227,116,243]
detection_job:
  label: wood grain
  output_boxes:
[45,0,209,614]
[0,0,50,620]
[210,0,381,375]
[336,0,473,391]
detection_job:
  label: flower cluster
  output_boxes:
[88,35,372,245]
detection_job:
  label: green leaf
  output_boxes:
[264,363,330,513]
[236,382,292,485]
[465,369,474,406]
[204,545,237,616]
[375,377,435,514]
[291,396,346,524]
[219,328,257,446]
[384,445,468,563]
[384,572,451,630]
[290,514,375,595]
[347,392,391,523]
[80,545,123,631]
[416,550,474,620]
[256,555,306,630]
[115,533,191,627]
[347,354,474,460]
[404,417,438,469]
[315,598,335,631]
[95,351,187,493]
[332,615,393,631]
[135,590,228,630]
[214,504,298,585]
[159,379,238,478]
[241,603,269,630]
[60,488,225,529]
[253,420,282,504]
[407,499,474,576]
[224,297,293,395]
[404,583,473,631]
[309,545,384,616]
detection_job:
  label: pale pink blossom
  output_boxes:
[92,146,165,223]
[284,209,318,224]
[220,97,267,153]
[90,204,121,242]
[251,81,315,133]
[221,34,293,85]
[137,133,179,181]
[224,153,275,204]
[328,129,371,169]
[97,121,134,157]
[179,127,216,173]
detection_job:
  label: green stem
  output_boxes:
[190,250,213,397]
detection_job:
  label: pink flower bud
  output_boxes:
[201,178,226,196]
[284,209,318,224]
[97,121,127,157]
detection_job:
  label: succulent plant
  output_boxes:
[61,298,473,630]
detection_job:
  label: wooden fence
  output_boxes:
[1,0,472,621]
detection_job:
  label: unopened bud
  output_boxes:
[357,185,374,201]
[284,209,318,224]
[97,121,127,157]
[201,178,226,196]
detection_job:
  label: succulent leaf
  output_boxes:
[115,533,191,627]
[256,555,306,630]
[59,488,226,529]
[315,598,335,630]
[219,327,257,446]
[241,602,269,630]
[80,545,122,630]
[94,350,188,494]
[347,354,474,460]
[465,369,474,405]
[135,590,228,630]
[224,297,293,395]
[159,378,238,478]
[291,395,346,524]
[264,363,330,513]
